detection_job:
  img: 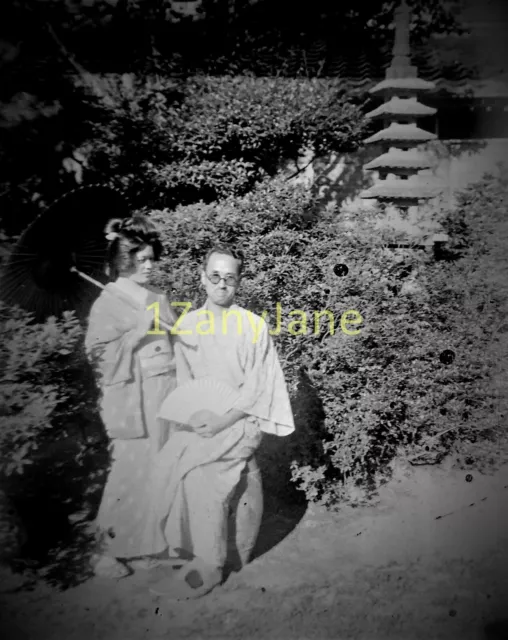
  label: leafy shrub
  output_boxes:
[148,171,508,507]
[0,304,97,476]
[82,74,369,210]
[0,303,107,576]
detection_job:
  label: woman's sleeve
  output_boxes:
[158,293,178,339]
[85,296,143,387]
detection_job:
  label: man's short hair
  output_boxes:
[203,243,245,276]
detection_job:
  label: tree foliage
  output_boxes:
[0,68,370,233]
[193,0,465,75]
[1,0,465,75]
[0,0,465,232]
[82,74,369,210]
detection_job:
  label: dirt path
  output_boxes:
[2,458,508,640]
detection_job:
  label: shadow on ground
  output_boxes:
[251,434,308,563]
[249,368,330,562]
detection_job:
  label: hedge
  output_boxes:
[1,170,507,514]
[148,171,508,507]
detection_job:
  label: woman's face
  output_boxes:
[123,245,155,285]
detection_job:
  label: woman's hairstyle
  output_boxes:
[104,215,163,279]
[202,242,245,276]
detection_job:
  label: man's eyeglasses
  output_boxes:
[206,272,239,287]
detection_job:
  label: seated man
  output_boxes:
[141,242,294,599]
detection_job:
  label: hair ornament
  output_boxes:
[104,217,123,241]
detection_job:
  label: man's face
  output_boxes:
[201,252,241,308]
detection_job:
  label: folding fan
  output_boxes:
[157,376,241,427]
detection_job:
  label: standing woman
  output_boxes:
[85,215,177,579]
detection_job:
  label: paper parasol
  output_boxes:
[0,185,167,324]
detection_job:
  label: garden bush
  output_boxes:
[81,74,369,210]
[148,170,508,508]
[0,303,103,568]
[0,305,89,474]
[0,72,370,236]
[2,167,507,526]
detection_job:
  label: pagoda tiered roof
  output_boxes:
[369,77,436,95]
[365,97,436,120]
[360,174,443,200]
[363,148,432,171]
[364,122,437,145]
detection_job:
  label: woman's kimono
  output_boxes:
[84,277,177,559]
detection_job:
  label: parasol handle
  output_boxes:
[70,266,174,333]
[70,266,107,291]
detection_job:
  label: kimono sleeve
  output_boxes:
[233,318,295,437]
[84,293,143,387]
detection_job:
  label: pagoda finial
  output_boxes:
[393,0,411,59]
[385,0,416,80]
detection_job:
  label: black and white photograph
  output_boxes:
[1,1,508,638]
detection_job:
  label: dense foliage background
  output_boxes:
[2,145,507,584]
[146,171,508,506]
[0,0,467,234]
[3,169,507,565]
[1,0,465,76]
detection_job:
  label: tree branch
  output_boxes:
[284,153,316,182]
[43,22,114,106]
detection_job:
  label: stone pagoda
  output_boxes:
[360,0,443,214]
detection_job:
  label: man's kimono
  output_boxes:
[140,303,295,568]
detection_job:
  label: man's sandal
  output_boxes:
[129,556,186,571]
[129,557,161,571]
[91,554,131,579]
[149,557,222,600]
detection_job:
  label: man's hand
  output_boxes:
[188,408,248,439]
[194,415,229,439]
[188,410,226,438]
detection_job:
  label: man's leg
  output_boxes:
[150,458,247,599]
[183,459,246,569]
